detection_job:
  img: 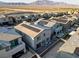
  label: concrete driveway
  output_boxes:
[43,42,64,58]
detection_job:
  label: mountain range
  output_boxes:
[0,0,79,7]
[29,0,68,5]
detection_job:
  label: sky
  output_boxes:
[0,0,79,5]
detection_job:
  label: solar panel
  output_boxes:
[53,18,67,23]
[21,24,40,32]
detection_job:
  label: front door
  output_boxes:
[36,43,41,49]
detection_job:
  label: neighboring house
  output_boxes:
[50,15,78,29]
[0,15,24,26]
[34,18,64,38]
[13,16,23,24]
[0,16,9,25]
[0,27,26,58]
[0,16,15,26]
[6,16,23,24]
[57,28,79,58]
[74,13,79,24]
[15,22,51,50]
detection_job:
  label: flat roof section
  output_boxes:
[0,33,21,41]
[50,15,76,24]
[15,23,44,38]
[58,31,79,55]
[36,19,57,28]
[21,24,40,33]
[52,17,68,23]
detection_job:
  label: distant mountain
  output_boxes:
[29,0,68,5]
[0,1,27,6]
[0,0,78,7]
[29,0,55,5]
[27,0,79,8]
[28,0,79,7]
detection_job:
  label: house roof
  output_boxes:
[44,20,57,27]
[50,17,68,24]
[0,33,21,41]
[35,19,57,28]
[50,15,77,24]
[0,27,21,41]
[0,27,21,35]
[58,30,79,54]
[15,23,45,38]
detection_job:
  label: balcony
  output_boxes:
[7,42,25,55]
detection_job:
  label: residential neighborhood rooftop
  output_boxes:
[21,24,41,33]
[0,33,21,41]
[44,20,58,27]
[58,29,79,55]
[52,17,67,23]
[35,19,57,28]
[50,15,77,24]
[15,22,45,38]
[0,11,79,58]
[0,27,21,35]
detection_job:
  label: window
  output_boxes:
[37,36,40,42]
[15,39,19,45]
[46,38,50,45]
[57,31,60,34]
[53,31,56,35]
[47,38,49,41]
[10,39,19,49]
[36,43,41,49]
[44,33,45,36]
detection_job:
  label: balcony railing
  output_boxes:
[6,42,23,51]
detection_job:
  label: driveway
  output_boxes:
[43,41,64,58]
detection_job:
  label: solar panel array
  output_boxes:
[21,24,41,32]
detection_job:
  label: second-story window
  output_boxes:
[37,36,40,42]
[44,33,45,36]
[10,39,19,49]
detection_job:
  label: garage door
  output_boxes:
[12,50,24,58]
